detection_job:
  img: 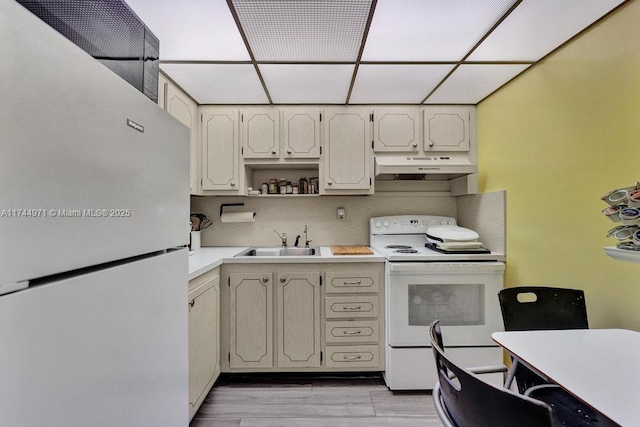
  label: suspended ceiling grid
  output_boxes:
[125,0,629,105]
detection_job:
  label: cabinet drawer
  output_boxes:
[325,271,378,294]
[325,345,379,368]
[325,320,378,344]
[325,296,378,319]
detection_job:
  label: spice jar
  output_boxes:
[299,177,307,194]
[292,183,299,194]
[269,179,278,194]
[279,178,287,195]
[261,183,268,195]
[286,181,293,194]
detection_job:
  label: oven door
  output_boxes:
[387,262,504,347]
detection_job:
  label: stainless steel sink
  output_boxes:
[235,247,319,257]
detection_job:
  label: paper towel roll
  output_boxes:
[220,212,256,223]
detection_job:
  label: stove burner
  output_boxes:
[385,245,413,249]
[394,249,419,254]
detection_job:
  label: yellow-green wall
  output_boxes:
[478,0,640,330]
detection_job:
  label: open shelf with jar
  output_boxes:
[246,168,320,197]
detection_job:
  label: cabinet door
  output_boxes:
[282,110,321,159]
[242,110,279,159]
[230,272,273,369]
[164,83,198,193]
[188,273,219,415]
[201,109,240,191]
[424,107,470,152]
[276,271,321,368]
[373,109,419,153]
[323,109,372,191]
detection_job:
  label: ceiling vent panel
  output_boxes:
[231,0,373,62]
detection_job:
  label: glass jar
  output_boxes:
[269,179,278,194]
[292,183,299,194]
[286,181,293,194]
[299,177,307,194]
[261,183,269,194]
[279,179,287,195]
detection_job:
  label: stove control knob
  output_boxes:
[374,220,382,228]
[383,220,390,227]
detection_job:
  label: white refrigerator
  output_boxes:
[0,2,190,426]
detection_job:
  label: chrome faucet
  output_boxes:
[304,225,312,248]
[273,230,287,247]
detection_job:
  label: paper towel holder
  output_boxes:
[220,203,245,217]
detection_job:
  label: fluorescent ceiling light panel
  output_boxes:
[259,65,354,104]
[350,64,454,104]
[232,0,372,61]
[362,0,517,61]
[124,0,250,60]
[160,64,268,104]
[468,0,625,61]
[426,64,530,104]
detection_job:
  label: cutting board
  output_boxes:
[330,245,374,255]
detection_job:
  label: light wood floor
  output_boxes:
[190,373,444,427]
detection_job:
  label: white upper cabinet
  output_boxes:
[158,74,199,193]
[201,108,243,193]
[423,107,471,152]
[322,108,373,194]
[242,109,280,159]
[373,108,420,153]
[282,110,321,159]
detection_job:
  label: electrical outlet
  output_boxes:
[337,207,346,221]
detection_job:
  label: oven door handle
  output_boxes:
[389,262,505,273]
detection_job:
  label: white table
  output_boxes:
[492,329,640,426]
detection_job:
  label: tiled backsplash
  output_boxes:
[191,194,457,247]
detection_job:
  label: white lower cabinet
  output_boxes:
[188,267,220,421]
[220,262,384,373]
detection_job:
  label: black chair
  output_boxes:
[498,287,617,426]
[498,286,588,393]
[429,320,555,427]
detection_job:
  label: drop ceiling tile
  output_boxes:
[259,64,354,104]
[362,0,517,61]
[160,64,268,104]
[426,64,530,104]
[232,0,372,62]
[124,0,250,61]
[468,0,625,61]
[350,64,454,104]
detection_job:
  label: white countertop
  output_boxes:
[188,246,385,281]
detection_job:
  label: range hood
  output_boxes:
[374,156,478,179]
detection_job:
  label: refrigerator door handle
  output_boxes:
[0,281,29,296]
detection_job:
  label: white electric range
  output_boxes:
[370,215,505,390]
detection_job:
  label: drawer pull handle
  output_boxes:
[342,305,362,310]
[343,280,362,285]
[343,330,362,335]
[343,355,362,360]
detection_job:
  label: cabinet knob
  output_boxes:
[271,150,276,155]
[280,277,286,283]
[327,181,333,186]
[412,143,418,148]
[287,149,292,154]
[429,142,435,147]
[262,276,269,283]
[230,181,236,187]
